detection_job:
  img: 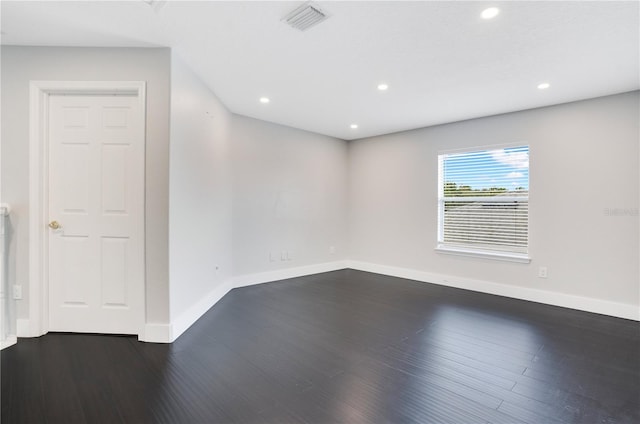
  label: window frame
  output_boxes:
[436,143,531,263]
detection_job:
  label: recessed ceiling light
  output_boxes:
[350,124,358,129]
[377,83,389,91]
[537,83,550,90]
[481,7,500,20]
[259,97,270,104]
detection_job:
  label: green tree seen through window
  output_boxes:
[443,182,526,197]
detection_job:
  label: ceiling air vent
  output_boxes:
[283,2,330,32]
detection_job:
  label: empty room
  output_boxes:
[1,1,638,423]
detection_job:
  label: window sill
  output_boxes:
[435,246,531,263]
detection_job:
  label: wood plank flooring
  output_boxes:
[2,269,639,423]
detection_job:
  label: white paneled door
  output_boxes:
[47,94,144,334]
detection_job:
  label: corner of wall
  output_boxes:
[140,323,172,343]
[170,279,235,342]
[232,261,349,288]
[166,260,350,343]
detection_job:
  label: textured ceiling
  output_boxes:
[1,1,638,140]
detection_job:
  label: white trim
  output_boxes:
[346,260,639,321]
[31,81,143,96]
[29,82,46,337]
[170,279,235,342]
[164,261,349,343]
[232,261,349,288]
[135,258,640,343]
[28,81,147,339]
[17,254,637,346]
[437,144,530,261]
[16,318,31,337]
[1,335,17,350]
[139,323,172,343]
[437,141,528,156]
[435,246,531,263]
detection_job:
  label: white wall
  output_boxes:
[0,46,349,342]
[3,45,636,341]
[168,53,233,329]
[232,115,349,276]
[0,46,172,327]
[349,92,639,311]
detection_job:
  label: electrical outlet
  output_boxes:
[215,265,220,275]
[269,251,278,262]
[287,250,294,261]
[13,285,22,300]
[329,246,336,254]
[538,266,548,278]
[281,250,287,261]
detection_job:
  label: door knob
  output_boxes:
[48,220,61,230]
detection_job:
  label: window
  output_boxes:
[437,145,530,262]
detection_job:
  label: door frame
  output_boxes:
[28,81,147,338]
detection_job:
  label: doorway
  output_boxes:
[29,81,146,337]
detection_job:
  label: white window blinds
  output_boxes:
[438,146,529,257]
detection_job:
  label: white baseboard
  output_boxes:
[17,318,31,337]
[170,279,235,342]
[13,262,350,345]
[16,317,174,343]
[166,261,349,342]
[16,259,637,347]
[1,335,17,350]
[232,261,349,288]
[346,260,640,321]
[139,323,172,343]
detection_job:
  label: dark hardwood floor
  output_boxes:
[2,269,639,423]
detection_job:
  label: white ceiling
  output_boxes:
[1,1,638,140]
